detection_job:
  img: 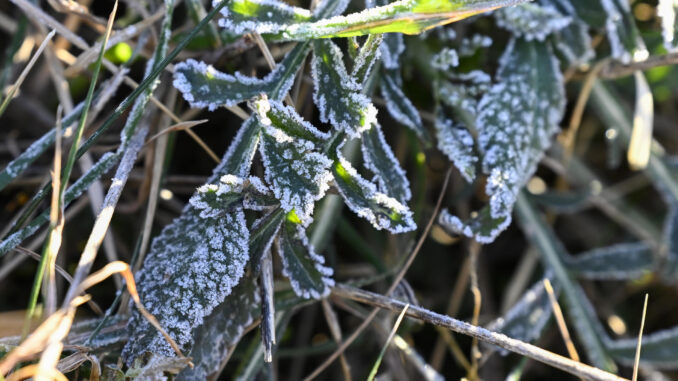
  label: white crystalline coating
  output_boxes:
[361,124,412,202]
[364,0,405,70]
[553,20,595,65]
[255,98,331,141]
[600,0,648,64]
[334,145,416,233]
[122,203,250,359]
[437,70,491,117]
[190,175,245,218]
[458,35,493,57]
[476,38,565,222]
[243,176,276,211]
[351,34,383,84]
[173,59,291,111]
[313,0,351,18]
[278,223,334,299]
[658,0,677,51]
[495,4,571,41]
[217,0,312,35]
[438,209,512,244]
[434,117,478,183]
[311,40,378,137]
[258,125,333,226]
[380,73,424,137]
[605,325,678,368]
[431,48,459,70]
[565,242,654,280]
[214,116,261,178]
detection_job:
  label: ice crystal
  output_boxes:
[495,3,571,41]
[351,33,383,85]
[311,40,378,137]
[361,124,412,202]
[600,0,647,63]
[278,219,334,299]
[431,48,459,70]
[434,117,478,183]
[217,0,312,36]
[658,0,678,51]
[458,35,493,57]
[332,143,416,233]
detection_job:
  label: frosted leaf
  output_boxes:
[123,200,250,359]
[311,39,378,137]
[658,0,678,52]
[220,0,527,40]
[217,0,312,35]
[126,355,191,380]
[351,33,383,86]
[662,206,678,281]
[177,276,259,381]
[553,20,595,66]
[458,34,493,57]
[365,0,405,69]
[243,176,278,211]
[486,275,554,354]
[253,101,332,226]
[565,242,654,280]
[361,123,412,202]
[431,48,459,70]
[380,71,430,144]
[437,70,491,123]
[438,208,511,244]
[434,116,478,183]
[277,217,334,299]
[495,3,571,41]
[249,208,285,273]
[606,325,678,369]
[600,0,647,63]
[173,43,310,111]
[448,37,565,243]
[332,143,416,233]
[189,175,247,218]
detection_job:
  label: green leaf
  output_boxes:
[173,42,310,110]
[599,0,647,63]
[440,38,565,243]
[436,70,491,128]
[255,100,334,225]
[438,207,510,243]
[662,206,678,281]
[311,39,378,137]
[249,208,285,274]
[123,177,250,360]
[565,243,654,280]
[380,71,431,144]
[278,217,335,299]
[361,124,412,202]
[486,276,554,352]
[178,275,260,380]
[221,0,528,40]
[434,114,478,183]
[332,143,416,233]
[352,33,384,86]
[606,326,678,369]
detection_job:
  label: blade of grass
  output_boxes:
[24,3,117,324]
[631,294,648,381]
[0,14,27,99]
[366,304,409,381]
[544,278,582,365]
[0,29,55,118]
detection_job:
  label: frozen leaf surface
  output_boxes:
[173,43,310,110]
[607,326,678,369]
[380,71,429,143]
[600,0,647,63]
[445,37,565,243]
[495,3,571,41]
[434,116,478,183]
[278,217,334,299]
[178,276,259,381]
[332,144,416,233]
[351,33,383,85]
[123,179,250,358]
[255,99,333,225]
[566,242,654,280]
[361,124,411,202]
[311,39,378,137]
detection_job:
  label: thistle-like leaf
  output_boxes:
[443,37,565,243]
[565,242,655,280]
[123,177,250,359]
[361,123,412,202]
[220,0,528,40]
[177,276,259,381]
[495,3,571,41]
[277,216,335,299]
[255,99,333,225]
[311,39,378,137]
[173,43,310,110]
[332,143,416,233]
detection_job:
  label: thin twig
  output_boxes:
[631,294,649,381]
[303,167,453,381]
[600,52,678,78]
[467,241,482,381]
[332,284,629,381]
[543,279,581,364]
